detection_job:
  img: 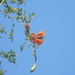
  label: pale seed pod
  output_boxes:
[30,63,37,72]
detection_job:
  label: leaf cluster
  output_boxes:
[2,0,35,25]
[8,28,14,42]
[0,50,17,63]
[0,24,6,34]
[20,45,25,52]
[0,24,6,38]
[0,0,38,73]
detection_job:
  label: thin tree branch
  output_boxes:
[0,0,4,5]
[0,10,25,26]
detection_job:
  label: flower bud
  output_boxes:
[25,25,30,29]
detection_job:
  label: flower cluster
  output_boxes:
[25,25,45,46]
[25,25,45,72]
[30,30,45,46]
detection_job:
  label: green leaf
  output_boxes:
[0,24,2,28]
[0,61,2,64]
[29,13,35,19]
[0,0,2,3]
[0,25,6,34]
[17,0,26,4]
[8,32,12,35]
[24,10,26,14]
[0,36,2,38]
[20,45,24,52]
[0,70,3,75]
[11,0,16,3]
[16,16,19,19]
[0,50,17,63]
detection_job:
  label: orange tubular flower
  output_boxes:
[31,39,44,46]
[30,30,45,46]
[33,30,45,37]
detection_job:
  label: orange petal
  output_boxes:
[31,39,44,46]
[33,30,46,37]
[37,40,44,46]
[32,36,41,39]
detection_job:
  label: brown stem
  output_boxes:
[0,10,25,26]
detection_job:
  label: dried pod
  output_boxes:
[30,63,37,72]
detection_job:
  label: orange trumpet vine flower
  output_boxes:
[31,39,44,46]
[30,30,45,46]
[32,30,45,37]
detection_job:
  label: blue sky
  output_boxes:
[0,0,75,75]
